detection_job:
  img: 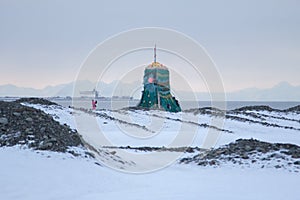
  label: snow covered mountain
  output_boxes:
[1,81,300,101]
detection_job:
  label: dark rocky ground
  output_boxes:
[180,138,300,171]
[186,105,300,114]
[186,106,300,131]
[14,97,58,106]
[101,139,300,171]
[0,98,84,154]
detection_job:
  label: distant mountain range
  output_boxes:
[226,81,300,101]
[0,81,299,101]
[0,80,141,98]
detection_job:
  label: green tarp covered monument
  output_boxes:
[138,45,181,112]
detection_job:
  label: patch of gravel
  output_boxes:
[285,105,300,113]
[185,106,300,131]
[184,107,225,116]
[102,145,201,153]
[15,97,58,106]
[231,105,300,113]
[180,139,300,171]
[0,100,84,153]
[232,105,280,112]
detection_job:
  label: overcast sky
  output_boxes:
[0,0,299,92]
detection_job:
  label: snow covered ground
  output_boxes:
[1,146,300,200]
[1,103,300,199]
[24,103,300,148]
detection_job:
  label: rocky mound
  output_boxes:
[232,105,279,112]
[0,100,83,152]
[185,107,225,116]
[233,105,300,113]
[15,97,58,106]
[185,104,300,114]
[285,105,300,113]
[180,139,300,171]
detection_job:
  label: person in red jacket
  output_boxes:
[92,99,97,110]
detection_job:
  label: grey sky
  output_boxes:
[0,0,299,91]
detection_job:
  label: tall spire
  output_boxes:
[154,44,156,63]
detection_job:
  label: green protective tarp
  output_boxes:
[138,65,181,112]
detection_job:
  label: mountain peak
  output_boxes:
[274,81,292,88]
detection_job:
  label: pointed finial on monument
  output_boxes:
[154,44,156,63]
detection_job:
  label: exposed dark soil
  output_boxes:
[0,100,83,153]
[180,138,300,171]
